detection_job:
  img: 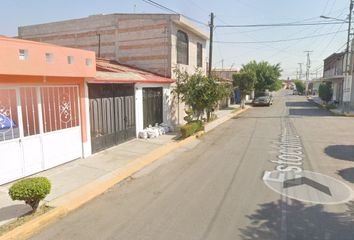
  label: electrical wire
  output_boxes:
[216,16,328,35]
[141,0,208,26]
[215,21,347,28]
[214,30,347,44]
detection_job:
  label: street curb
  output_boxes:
[0,107,248,240]
[204,107,249,133]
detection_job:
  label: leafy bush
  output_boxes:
[180,120,204,138]
[319,82,333,103]
[294,80,305,94]
[9,177,51,212]
[174,69,232,121]
[183,108,194,123]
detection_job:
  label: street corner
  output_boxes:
[263,170,354,205]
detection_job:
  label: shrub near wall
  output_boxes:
[180,120,204,138]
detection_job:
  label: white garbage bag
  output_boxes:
[138,131,148,139]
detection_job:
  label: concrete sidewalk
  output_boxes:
[0,135,177,227]
[0,104,241,229]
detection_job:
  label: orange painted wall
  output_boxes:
[0,75,89,143]
[0,36,96,78]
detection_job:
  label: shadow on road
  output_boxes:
[288,108,333,117]
[0,204,31,222]
[285,101,316,107]
[232,116,287,119]
[239,199,354,240]
[338,168,354,183]
[324,145,354,162]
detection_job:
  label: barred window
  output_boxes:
[177,30,189,65]
[197,42,203,67]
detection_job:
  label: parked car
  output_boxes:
[253,95,273,106]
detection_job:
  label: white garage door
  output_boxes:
[0,86,82,185]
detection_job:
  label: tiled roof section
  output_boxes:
[95,58,174,84]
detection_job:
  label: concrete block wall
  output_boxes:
[116,15,171,77]
[18,14,207,79]
[19,15,118,59]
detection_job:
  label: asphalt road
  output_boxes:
[32,90,354,240]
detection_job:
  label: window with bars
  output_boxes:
[177,30,189,65]
[197,42,203,68]
[20,87,40,137]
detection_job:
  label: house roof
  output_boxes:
[323,52,345,62]
[94,58,174,84]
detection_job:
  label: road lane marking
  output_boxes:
[283,176,332,196]
[263,118,354,204]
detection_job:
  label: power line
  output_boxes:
[215,21,348,28]
[214,29,347,44]
[216,16,338,35]
[141,0,208,26]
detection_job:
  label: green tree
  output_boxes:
[232,72,256,108]
[271,79,284,91]
[174,69,232,122]
[241,61,282,93]
[319,82,333,103]
[294,80,305,94]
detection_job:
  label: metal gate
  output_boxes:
[143,88,163,128]
[0,86,81,185]
[89,84,136,153]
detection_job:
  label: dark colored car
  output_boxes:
[253,95,273,106]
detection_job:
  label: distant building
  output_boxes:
[211,69,238,106]
[323,52,345,104]
[211,69,238,82]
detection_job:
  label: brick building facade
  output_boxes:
[18,14,208,79]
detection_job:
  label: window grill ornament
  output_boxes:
[59,93,72,124]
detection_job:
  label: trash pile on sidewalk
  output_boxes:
[138,123,172,139]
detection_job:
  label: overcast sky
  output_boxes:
[1,0,349,79]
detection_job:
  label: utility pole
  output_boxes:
[208,12,214,77]
[296,68,299,80]
[298,63,303,80]
[304,51,313,94]
[221,59,224,70]
[343,0,354,112]
[315,69,319,79]
[97,33,101,58]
